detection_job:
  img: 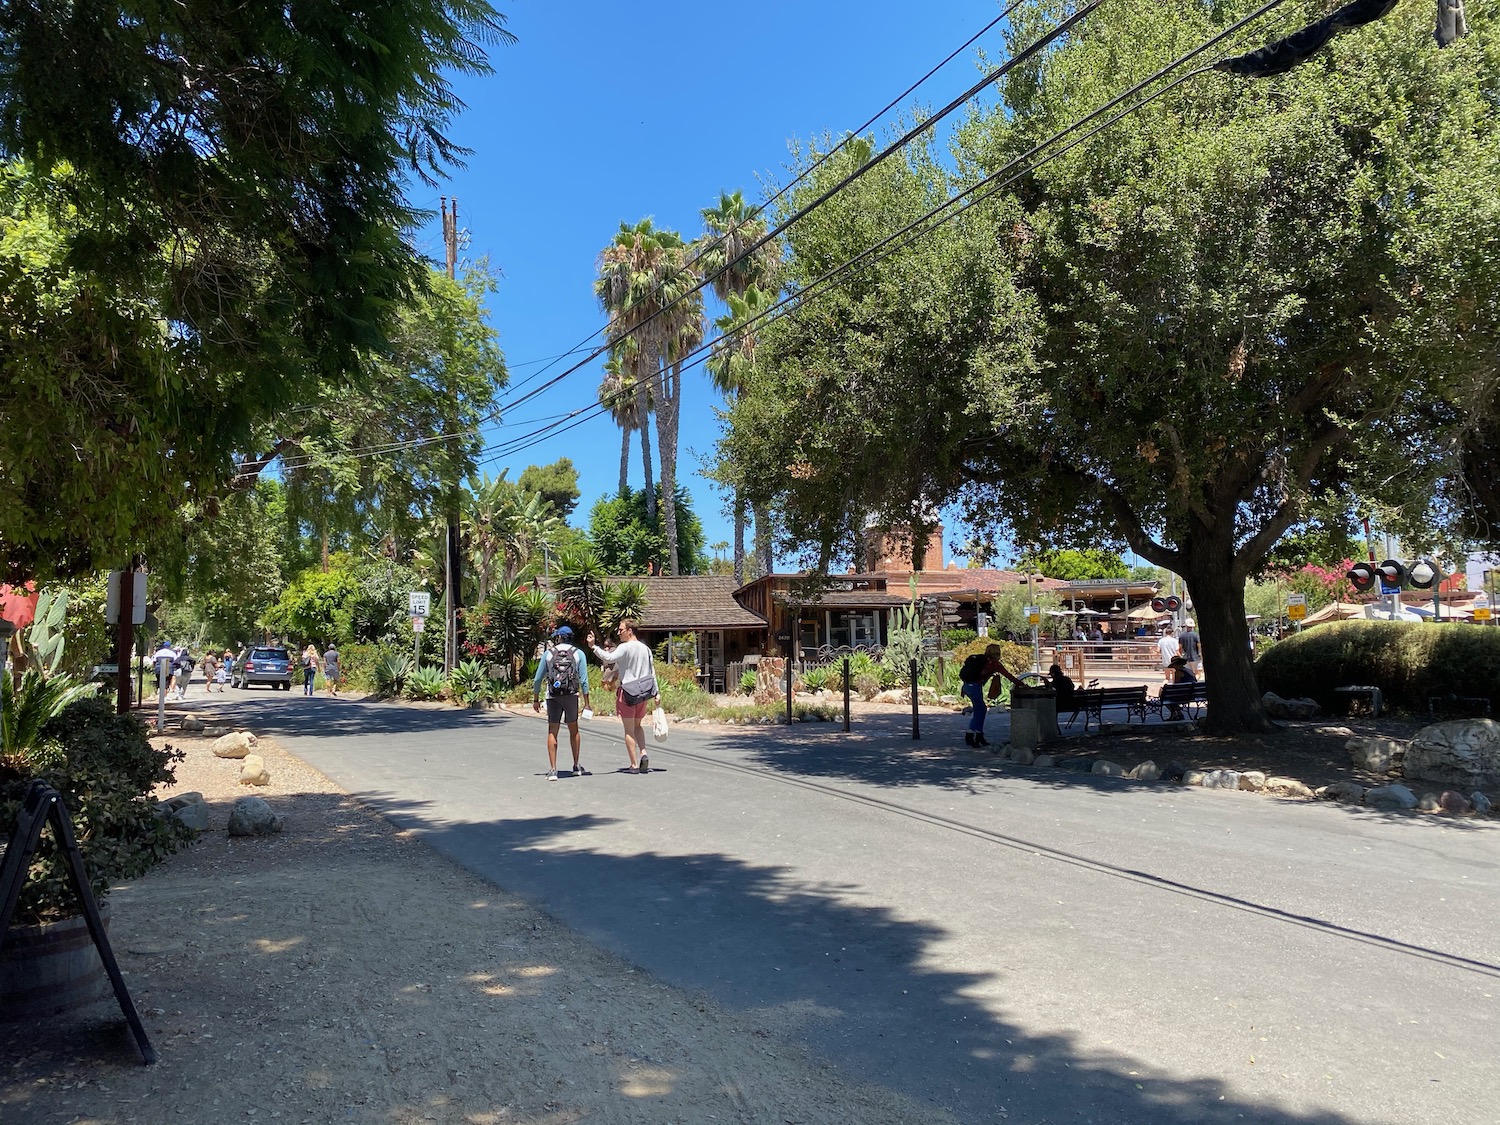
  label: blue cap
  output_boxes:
[553,625,573,638]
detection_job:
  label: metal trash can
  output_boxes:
[1010,685,1059,744]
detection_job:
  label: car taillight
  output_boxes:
[247,663,257,671]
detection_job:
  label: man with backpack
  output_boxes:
[532,625,591,781]
[958,644,1027,748]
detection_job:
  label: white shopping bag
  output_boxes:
[651,705,669,742]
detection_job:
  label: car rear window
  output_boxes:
[251,648,288,660]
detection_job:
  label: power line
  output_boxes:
[465,0,1297,470]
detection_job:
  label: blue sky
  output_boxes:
[415,0,1010,562]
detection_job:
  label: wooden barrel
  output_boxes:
[0,906,111,1019]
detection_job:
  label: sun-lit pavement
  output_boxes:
[180,687,1500,1125]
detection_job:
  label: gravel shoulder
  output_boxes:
[0,729,950,1125]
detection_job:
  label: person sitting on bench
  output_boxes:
[1046,663,1076,714]
[1159,655,1197,720]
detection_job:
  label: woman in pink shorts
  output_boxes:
[587,618,657,774]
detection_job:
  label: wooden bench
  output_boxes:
[1151,681,1208,721]
[1066,685,1149,731]
[1333,685,1383,718]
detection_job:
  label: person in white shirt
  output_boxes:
[151,640,175,700]
[587,618,657,774]
[1157,626,1180,683]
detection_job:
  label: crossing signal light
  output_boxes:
[1407,558,1441,589]
[1378,560,1407,588]
[1151,597,1167,613]
[1347,562,1377,592]
[1165,595,1182,612]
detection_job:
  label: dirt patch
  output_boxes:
[0,733,948,1125]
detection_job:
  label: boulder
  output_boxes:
[238,754,270,786]
[1182,770,1207,786]
[1007,746,1036,766]
[1438,790,1473,816]
[1316,726,1356,739]
[873,690,907,706]
[1319,781,1366,804]
[1201,769,1240,790]
[178,714,205,733]
[1346,736,1406,775]
[1364,783,1417,811]
[212,731,258,759]
[1033,754,1056,769]
[1091,760,1125,777]
[1418,792,1441,812]
[170,801,212,833]
[227,796,283,837]
[1128,761,1161,781]
[1238,770,1267,792]
[162,792,204,812]
[1473,791,1494,815]
[1264,776,1315,799]
[1262,692,1321,721]
[1404,719,1500,789]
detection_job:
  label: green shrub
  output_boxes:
[951,638,1032,679]
[404,666,448,702]
[657,662,700,692]
[448,659,492,706]
[337,643,380,692]
[1256,620,1500,713]
[855,672,881,700]
[740,669,757,694]
[372,650,414,696]
[800,666,830,692]
[0,698,189,925]
[942,628,977,649]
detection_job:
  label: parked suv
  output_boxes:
[233,646,292,691]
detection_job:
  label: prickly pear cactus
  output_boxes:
[24,589,69,674]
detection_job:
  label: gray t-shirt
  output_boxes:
[1178,630,1200,662]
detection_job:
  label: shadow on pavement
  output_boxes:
[347,792,1393,1125]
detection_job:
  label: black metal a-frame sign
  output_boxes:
[0,781,156,1064]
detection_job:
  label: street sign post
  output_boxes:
[1286,593,1306,623]
[408,591,431,618]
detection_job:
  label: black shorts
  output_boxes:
[546,694,580,725]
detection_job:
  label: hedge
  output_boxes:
[1255,621,1500,713]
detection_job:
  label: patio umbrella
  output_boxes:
[1300,601,1366,625]
[1127,605,1167,621]
[0,583,37,629]
[1405,602,1472,620]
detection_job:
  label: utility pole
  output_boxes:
[441,196,463,673]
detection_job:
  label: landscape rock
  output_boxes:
[1264,776,1315,799]
[1418,792,1441,812]
[1091,760,1125,777]
[227,796,283,836]
[239,754,270,786]
[1316,726,1355,739]
[1182,770,1206,786]
[873,690,907,706]
[1473,791,1493,815]
[170,801,212,833]
[1238,770,1266,792]
[1346,736,1406,774]
[1201,769,1241,790]
[1007,746,1036,766]
[1438,790,1472,816]
[1319,781,1367,804]
[1262,692,1321,721]
[1364,783,1417,811]
[178,714,205,733]
[1033,754,1056,769]
[1162,761,1188,784]
[163,792,205,812]
[212,731,258,759]
[1128,761,1160,781]
[1404,719,1500,789]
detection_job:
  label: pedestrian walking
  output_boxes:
[174,645,194,699]
[957,644,1027,748]
[1178,620,1202,677]
[587,618,657,774]
[323,643,340,697]
[151,639,175,699]
[532,625,590,781]
[301,643,320,696]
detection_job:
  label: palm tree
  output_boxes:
[655,247,704,576]
[599,351,647,498]
[699,192,781,581]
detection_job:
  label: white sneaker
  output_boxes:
[546,770,558,782]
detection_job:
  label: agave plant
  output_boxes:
[372,651,414,697]
[448,659,491,706]
[603,579,648,632]
[403,666,448,702]
[23,589,69,674]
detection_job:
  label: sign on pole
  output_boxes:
[1025,605,1040,626]
[408,591,431,618]
[411,616,426,633]
[1286,593,1307,621]
[105,571,148,625]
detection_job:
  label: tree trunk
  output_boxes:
[658,362,682,576]
[1181,551,1271,734]
[635,369,656,520]
[733,493,747,586]
[754,501,773,576]
[619,426,631,497]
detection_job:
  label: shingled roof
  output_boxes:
[629,576,769,631]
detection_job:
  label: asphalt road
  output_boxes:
[186,688,1500,1125]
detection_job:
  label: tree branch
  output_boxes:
[1233,423,1346,579]
[231,439,298,489]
